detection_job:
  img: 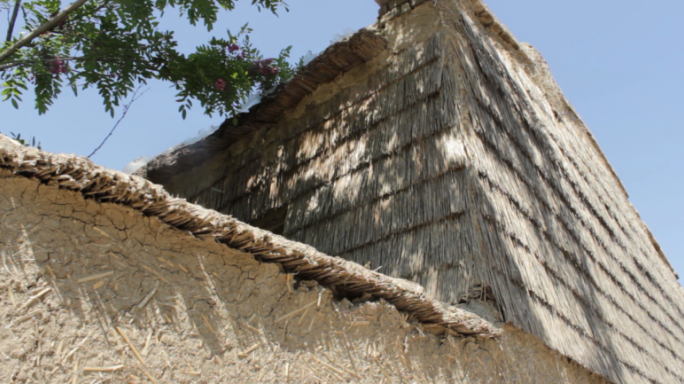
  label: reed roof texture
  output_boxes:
[141,28,388,184]
[139,1,684,383]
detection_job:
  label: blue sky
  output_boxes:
[2,0,682,282]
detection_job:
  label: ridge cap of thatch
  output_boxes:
[0,133,500,338]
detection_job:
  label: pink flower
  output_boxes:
[228,44,240,53]
[47,58,68,77]
[214,78,227,92]
[249,59,279,78]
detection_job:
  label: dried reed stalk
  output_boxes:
[275,300,317,323]
[116,326,146,366]
[77,271,113,283]
[83,365,124,372]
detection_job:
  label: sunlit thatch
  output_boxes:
[141,1,684,383]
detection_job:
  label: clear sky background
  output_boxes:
[2,0,682,282]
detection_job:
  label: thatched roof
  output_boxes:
[140,28,388,185]
[135,1,684,384]
[0,133,498,338]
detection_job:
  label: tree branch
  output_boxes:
[88,85,149,158]
[5,0,22,43]
[0,0,89,63]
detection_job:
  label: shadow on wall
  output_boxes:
[0,171,609,383]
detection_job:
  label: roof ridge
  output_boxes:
[377,0,430,18]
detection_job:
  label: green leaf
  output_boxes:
[3,0,294,119]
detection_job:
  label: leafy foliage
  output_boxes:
[8,131,41,149]
[0,0,294,118]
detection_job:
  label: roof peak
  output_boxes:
[377,0,430,18]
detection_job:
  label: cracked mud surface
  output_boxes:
[0,170,608,383]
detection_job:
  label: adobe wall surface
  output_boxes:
[0,171,607,383]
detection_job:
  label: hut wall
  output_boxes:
[0,169,611,384]
[156,1,684,383]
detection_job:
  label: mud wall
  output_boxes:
[0,170,609,383]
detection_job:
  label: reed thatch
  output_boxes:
[139,1,684,383]
[141,28,388,184]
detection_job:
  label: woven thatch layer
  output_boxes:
[0,134,498,338]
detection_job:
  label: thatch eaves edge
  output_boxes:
[0,134,499,338]
[457,0,676,279]
[140,28,388,185]
[460,0,636,204]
